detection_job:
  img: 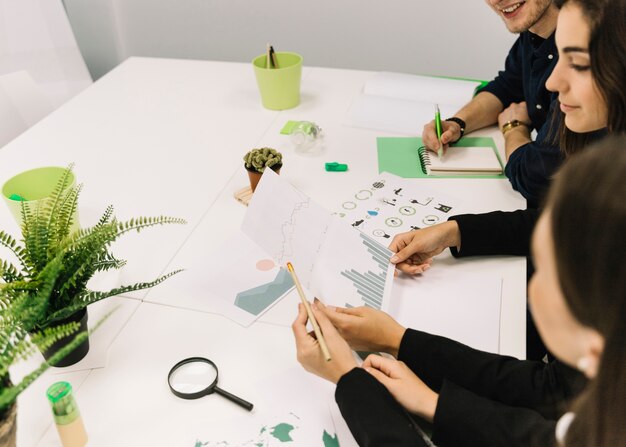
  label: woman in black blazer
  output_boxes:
[293,137,626,446]
[388,0,625,361]
[292,0,626,444]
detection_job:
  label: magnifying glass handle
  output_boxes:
[214,386,254,411]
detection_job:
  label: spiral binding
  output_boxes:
[417,146,432,174]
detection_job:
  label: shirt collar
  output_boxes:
[555,412,576,445]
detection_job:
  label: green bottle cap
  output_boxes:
[8,193,26,201]
[46,381,81,425]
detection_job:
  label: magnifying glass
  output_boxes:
[168,357,253,411]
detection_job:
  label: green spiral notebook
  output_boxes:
[377,136,506,179]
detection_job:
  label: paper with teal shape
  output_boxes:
[234,268,294,316]
[204,233,295,327]
[377,136,506,179]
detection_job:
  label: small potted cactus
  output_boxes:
[243,147,283,192]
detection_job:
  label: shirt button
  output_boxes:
[548,54,554,60]
[536,104,543,110]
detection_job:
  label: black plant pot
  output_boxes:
[41,308,90,367]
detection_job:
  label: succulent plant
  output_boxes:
[243,148,282,173]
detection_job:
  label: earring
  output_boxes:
[576,356,592,374]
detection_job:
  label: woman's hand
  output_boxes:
[316,300,406,357]
[363,354,439,423]
[292,302,357,384]
[388,221,461,274]
[497,101,531,129]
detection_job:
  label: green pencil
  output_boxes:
[435,104,443,159]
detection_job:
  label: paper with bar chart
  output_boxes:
[242,169,394,311]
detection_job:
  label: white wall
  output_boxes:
[0,0,92,107]
[65,0,517,81]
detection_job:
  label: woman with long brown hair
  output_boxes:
[292,0,626,445]
[388,0,626,361]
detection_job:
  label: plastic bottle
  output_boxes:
[46,381,88,447]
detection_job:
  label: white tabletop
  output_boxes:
[1,57,527,447]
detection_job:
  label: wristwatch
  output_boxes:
[445,117,466,142]
[501,120,529,135]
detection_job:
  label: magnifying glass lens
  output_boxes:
[169,361,217,394]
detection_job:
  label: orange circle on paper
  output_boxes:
[256,259,275,271]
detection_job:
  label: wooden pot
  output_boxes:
[0,402,17,447]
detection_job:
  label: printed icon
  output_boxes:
[367,210,379,216]
[394,188,403,196]
[372,229,391,239]
[434,204,452,213]
[352,219,365,227]
[410,226,421,231]
[342,201,357,210]
[372,181,385,189]
[410,197,434,206]
[385,217,403,228]
[399,206,416,216]
[422,215,440,225]
[382,198,397,206]
[355,190,373,200]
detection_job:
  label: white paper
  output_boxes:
[242,169,395,312]
[426,146,502,174]
[389,270,503,353]
[329,401,359,447]
[334,172,464,241]
[346,72,480,135]
[363,72,480,105]
[204,233,295,327]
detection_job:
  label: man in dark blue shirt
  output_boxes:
[422,0,561,208]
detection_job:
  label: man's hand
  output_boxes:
[422,120,462,155]
[388,221,461,274]
[292,303,357,384]
[363,355,439,422]
[316,301,406,357]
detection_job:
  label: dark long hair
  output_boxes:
[546,136,626,446]
[551,0,626,155]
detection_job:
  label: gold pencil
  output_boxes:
[286,262,332,361]
[269,45,279,69]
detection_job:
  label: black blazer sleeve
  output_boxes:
[335,367,431,447]
[448,208,540,257]
[398,329,586,418]
[433,380,557,447]
[399,329,585,446]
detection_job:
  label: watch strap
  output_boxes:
[444,117,466,143]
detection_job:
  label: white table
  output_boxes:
[1,57,526,446]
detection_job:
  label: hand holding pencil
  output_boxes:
[422,114,462,156]
[289,262,357,384]
[287,262,331,360]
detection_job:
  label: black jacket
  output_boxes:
[335,329,586,447]
[449,209,540,258]
[480,31,561,208]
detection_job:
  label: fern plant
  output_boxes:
[0,164,186,330]
[0,256,91,413]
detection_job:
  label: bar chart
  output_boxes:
[340,233,392,309]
